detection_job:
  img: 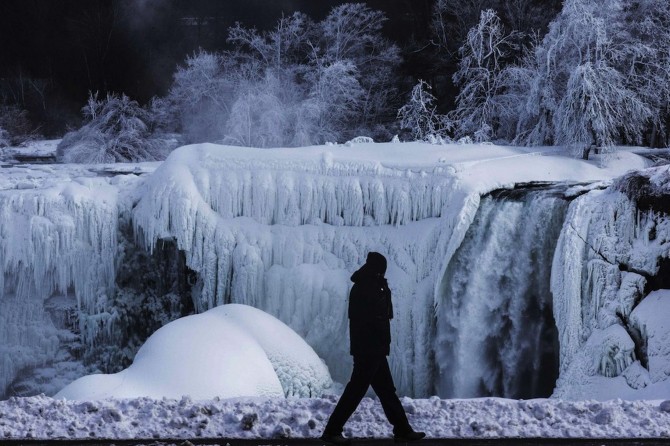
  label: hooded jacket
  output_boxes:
[348,252,394,356]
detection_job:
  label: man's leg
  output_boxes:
[370,357,412,435]
[323,355,381,435]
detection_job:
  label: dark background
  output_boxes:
[0,0,560,136]
[0,1,434,133]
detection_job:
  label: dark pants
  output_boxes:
[324,355,412,435]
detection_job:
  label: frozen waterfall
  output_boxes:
[132,144,474,396]
[435,186,566,399]
[1,144,662,400]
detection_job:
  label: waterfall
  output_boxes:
[435,185,568,399]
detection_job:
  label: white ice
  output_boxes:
[0,140,655,399]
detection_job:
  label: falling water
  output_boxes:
[435,185,568,399]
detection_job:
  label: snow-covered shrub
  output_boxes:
[57,93,164,163]
[397,80,450,141]
[0,127,9,148]
[0,104,35,146]
[345,136,374,146]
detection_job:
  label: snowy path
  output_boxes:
[3,395,670,441]
[4,438,670,446]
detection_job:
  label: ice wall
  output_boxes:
[551,166,670,399]
[0,165,147,397]
[435,187,566,398]
[133,144,483,396]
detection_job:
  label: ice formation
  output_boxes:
[132,143,473,395]
[0,141,660,400]
[552,166,670,399]
[132,143,643,397]
[0,164,152,397]
[55,304,331,400]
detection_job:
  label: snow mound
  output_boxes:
[55,304,332,400]
[209,304,332,397]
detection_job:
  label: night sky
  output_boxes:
[0,1,433,107]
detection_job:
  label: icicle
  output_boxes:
[132,145,465,396]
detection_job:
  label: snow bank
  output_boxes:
[5,394,670,440]
[55,304,332,400]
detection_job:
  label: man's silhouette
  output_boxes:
[321,252,425,445]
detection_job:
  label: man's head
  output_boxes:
[366,251,387,276]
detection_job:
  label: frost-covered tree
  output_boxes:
[318,3,402,131]
[167,50,236,143]
[516,0,665,154]
[225,72,299,148]
[554,62,651,158]
[618,0,670,147]
[57,92,163,163]
[301,60,365,144]
[397,80,450,141]
[451,9,520,140]
[228,12,314,71]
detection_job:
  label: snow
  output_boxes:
[55,304,331,400]
[3,394,670,439]
[0,139,59,163]
[555,291,670,400]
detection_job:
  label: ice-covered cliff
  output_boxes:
[0,141,657,399]
[552,165,670,399]
[131,142,645,397]
[0,164,150,397]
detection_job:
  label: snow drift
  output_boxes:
[55,304,332,400]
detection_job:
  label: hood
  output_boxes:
[351,252,387,283]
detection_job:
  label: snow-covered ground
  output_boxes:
[3,393,670,439]
[0,138,60,163]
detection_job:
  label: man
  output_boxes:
[321,252,426,445]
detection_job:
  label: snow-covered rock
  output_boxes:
[55,304,332,400]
